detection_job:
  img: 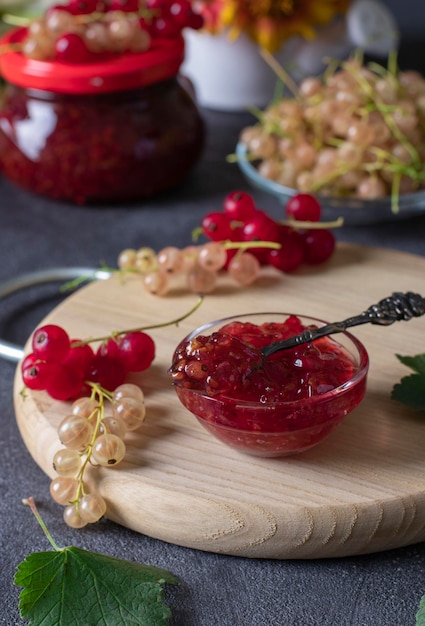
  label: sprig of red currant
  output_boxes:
[201,190,341,270]
[21,295,203,400]
[22,323,155,400]
[115,191,341,296]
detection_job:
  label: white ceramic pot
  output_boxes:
[182,29,289,112]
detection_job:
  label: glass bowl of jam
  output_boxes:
[0,3,205,204]
[169,312,369,457]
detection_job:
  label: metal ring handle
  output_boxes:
[0,267,111,363]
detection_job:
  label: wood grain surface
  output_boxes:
[13,243,425,559]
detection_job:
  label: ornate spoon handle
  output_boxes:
[261,292,425,358]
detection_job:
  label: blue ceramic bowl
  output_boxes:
[236,142,425,226]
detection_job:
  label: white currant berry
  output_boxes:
[228,252,260,285]
[52,448,82,477]
[156,246,185,275]
[63,503,87,529]
[135,247,156,272]
[58,414,94,450]
[113,383,144,404]
[143,270,169,296]
[78,493,107,523]
[117,247,137,270]
[71,397,99,421]
[197,242,227,272]
[99,415,127,438]
[187,265,217,294]
[113,396,146,431]
[50,476,79,505]
[181,245,199,270]
[92,434,126,466]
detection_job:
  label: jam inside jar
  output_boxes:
[0,29,205,204]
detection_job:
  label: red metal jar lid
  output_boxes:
[0,27,185,94]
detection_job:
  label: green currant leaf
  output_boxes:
[391,354,425,411]
[395,353,425,376]
[416,595,425,625]
[391,373,425,410]
[15,546,180,626]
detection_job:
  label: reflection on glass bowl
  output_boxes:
[171,312,369,458]
[236,142,425,225]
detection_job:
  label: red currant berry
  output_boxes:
[201,212,233,241]
[65,341,95,377]
[45,363,84,401]
[268,226,305,272]
[87,354,127,391]
[223,190,256,221]
[242,210,280,264]
[55,33,92,63]
[22,352,38,370]
[229,224,244,242]
[32,324,70,363]
[22,356,54,391]
[151,16,180,38]
[242,210,280,243]
[67,0,98,14]
[285,194,322,222]
[169,0,192,26]
[46,4,73,16]
[186,11,204,29]
[109,0,139,11]
[117,331,155,372]
[301,229,336,265]
[97,338,119,360]
[139,17,155,35]
[146,0,167,8]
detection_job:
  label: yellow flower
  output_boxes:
[198,0,350,52]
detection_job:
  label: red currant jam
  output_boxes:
[170,315,369,456]
[0,30,204,204]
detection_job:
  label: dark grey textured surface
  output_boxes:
[1,7,425,624]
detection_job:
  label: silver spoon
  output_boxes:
[261,291,425,358]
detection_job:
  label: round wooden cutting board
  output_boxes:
[14,243,425,559]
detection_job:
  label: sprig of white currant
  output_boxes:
[117,238,282,296]
[50,381,146,528]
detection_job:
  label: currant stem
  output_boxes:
[223,240,281,250]
[74,385,108,502]
[74,8,154,25]
[75,295,204,346]
[1,14,30,27]
[22,497,62,552]
[279,217,344,229]
[60,268,111,294]
[260,48,300,98]
[89,382,114,404]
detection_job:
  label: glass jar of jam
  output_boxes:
[0,25,205,204]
